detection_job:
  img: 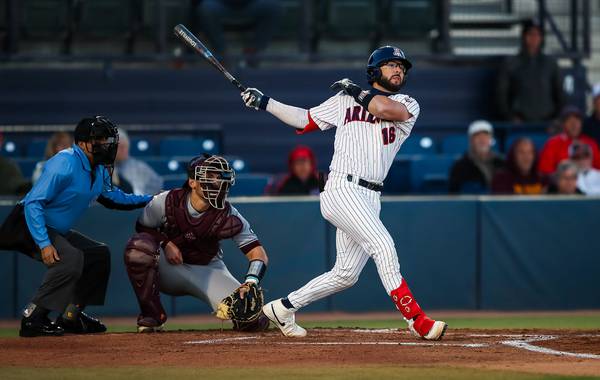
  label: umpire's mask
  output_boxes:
[188,155,235,209]
[74,116,120,168]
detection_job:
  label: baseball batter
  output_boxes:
[241,46,447,340]
[124,155,269,332]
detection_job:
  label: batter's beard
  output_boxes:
[377,76,403,92]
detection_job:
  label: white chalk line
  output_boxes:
[275,342,488,348]
[182,331,600,359]
[500,335,600,360]
[355,331,600,359]
[184,336,258,345]
[352,328,398,334]
[183,335,486,348]
[469,334,555,338]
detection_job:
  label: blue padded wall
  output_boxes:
[480,198,600,310]
[2,196,600,318]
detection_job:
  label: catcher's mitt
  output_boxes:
[215,282,264,322]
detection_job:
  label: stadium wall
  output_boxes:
[1,196,599,318]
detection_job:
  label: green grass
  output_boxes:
[1,314,599,338]
[0,366,598,380]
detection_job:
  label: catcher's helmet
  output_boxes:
[366,46,412,85]
[187,154,235,209]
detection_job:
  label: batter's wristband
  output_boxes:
[258,95,270,111]
[354,91,375,110]
[245,260,267,283]
[345,84,362,98]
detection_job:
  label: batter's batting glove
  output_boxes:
[241,88,270,111]
[330,78,362,98]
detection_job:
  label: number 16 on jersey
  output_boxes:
[382,126,396,145]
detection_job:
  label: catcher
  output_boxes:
[124,154,269,332]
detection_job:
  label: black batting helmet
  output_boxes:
[366,46,412,85]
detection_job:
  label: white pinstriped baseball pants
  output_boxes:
[287,172,403,309]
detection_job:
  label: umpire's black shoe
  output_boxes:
[19,316,64,338]
[56,312,107,334]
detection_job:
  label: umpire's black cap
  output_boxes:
[74,116,118,143]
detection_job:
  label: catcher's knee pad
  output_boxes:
[124,232,159,279]
[124,233,166,324]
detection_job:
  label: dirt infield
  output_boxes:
[2,328,600,377]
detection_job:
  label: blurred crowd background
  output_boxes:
[1,0,600,198]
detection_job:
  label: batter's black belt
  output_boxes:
[346,175,384,192]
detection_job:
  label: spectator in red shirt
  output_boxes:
[492,137,547,194]
[538,106,600,175]
[276,145,320,195]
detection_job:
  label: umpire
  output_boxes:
[0,116,153,337]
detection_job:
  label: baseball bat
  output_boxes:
[173,24,247,92]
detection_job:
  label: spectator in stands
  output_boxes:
[0,132,31,195]
[32,132,73,184]
[114,128,163,195]
[491,138,546,194]
[538,106,600,175]
[569,142,600,196]
[496,19,564,122]
[583,82,600,146]
[449,120,505,194]
[547,160,582,195]
[197,0,282,67]
[277,146,320,195]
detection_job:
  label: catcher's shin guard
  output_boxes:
[124,233,167,326]
[390,280,447,340]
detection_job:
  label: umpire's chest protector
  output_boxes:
[163,188,243,265]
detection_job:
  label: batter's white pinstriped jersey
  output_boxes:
[309,91,420,183]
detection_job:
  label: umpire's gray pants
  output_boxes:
[158,253,240,311]
[33,229,110,312]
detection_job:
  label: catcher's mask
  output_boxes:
[74,116,119,169]
[187,154,235,209]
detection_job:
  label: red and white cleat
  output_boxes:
[407,315,448,340]
[391,280,448,341]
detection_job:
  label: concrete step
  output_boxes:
[451,0,506,14]
[450,27,520,48]
[451,13,523,29]
[452,46,518,56]
[510,0,597,15]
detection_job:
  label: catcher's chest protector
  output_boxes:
[163,188,243,265]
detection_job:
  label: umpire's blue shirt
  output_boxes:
[23,144,152,249]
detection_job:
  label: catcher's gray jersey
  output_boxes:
[139,190,259,252]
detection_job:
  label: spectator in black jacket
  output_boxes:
[583,83,600,146]
[449,120,505,194]
[496,19,565,122]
